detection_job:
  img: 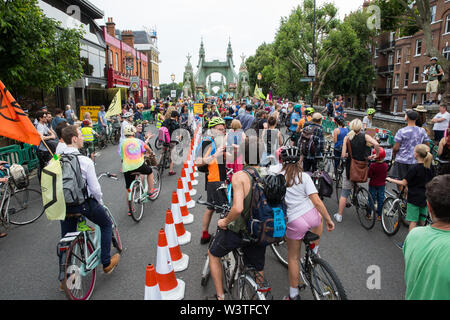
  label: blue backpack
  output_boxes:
[243,167,287,246]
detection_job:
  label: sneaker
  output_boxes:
[103,253,121,274]
[200,233,212,245]
[148,189,159,200]
[334,213,343,223]
[377,216,382,222]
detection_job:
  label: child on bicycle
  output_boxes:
[368,147,388,221]
[81,120,98,162]
[387,144,435,233]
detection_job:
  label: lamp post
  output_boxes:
[311,0,316,106]
[171,73,175,101]
[257,73,262,88]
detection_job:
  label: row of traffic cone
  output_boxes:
[144,119,203,300]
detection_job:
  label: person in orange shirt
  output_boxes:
[297,107,315,132]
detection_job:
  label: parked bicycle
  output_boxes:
[0,164,44,227]
[270,232,347,300]
[57,172,123,300]
[198,197,273,300]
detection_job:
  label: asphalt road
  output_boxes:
[0,123,407,300]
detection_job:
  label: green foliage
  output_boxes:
[374,0,420,36]
[0,0,85,95]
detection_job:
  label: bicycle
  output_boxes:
[0,164,44,226]
[157,140,179,178]
[128,165,161,223]
[58,172,123,300]
[198,198,273,300]
[107,116,121,145]
[270,232,347,300]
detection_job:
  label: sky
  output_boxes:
[89,0,364,85]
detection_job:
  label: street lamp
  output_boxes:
[257,73,262,88]
[171,73,175,100]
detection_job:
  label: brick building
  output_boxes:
[369,0,450,114]
[103,18,150,106]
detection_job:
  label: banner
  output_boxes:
[105,89,122,118]
[0,80,41,145]
[254,84,266,100]
[80,106,101,123]
[41,157,65,221]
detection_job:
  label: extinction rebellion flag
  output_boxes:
[0,81,41,145]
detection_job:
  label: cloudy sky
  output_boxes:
[89,0,364,84]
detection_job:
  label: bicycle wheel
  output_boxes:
[104,206,123,252]
[270,240,288,268]
[221,252,238,297]
[355,187,376,230]
[237,274,265,300]
[154,137,163,150]
[130,181,145,222]
[151,167,161,200]
[62,236,96,300]
[8,188,44,225]
[381,197,401,236]
[308,256,347,300]
[113,131,120,145]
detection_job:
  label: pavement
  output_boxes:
[0,123,407,300]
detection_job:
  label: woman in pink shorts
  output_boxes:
[277,146,335,300]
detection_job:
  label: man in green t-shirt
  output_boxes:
[425,57,444,105]
[403,174,450,300]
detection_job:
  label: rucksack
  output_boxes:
[285,112,293,128]
[437,65,444,81]
[158,126,171,144]
[243,168,287,246]
[195,136,215,173]
[9,164,28,189]
[298,124,316,158]
[307,171,333,199]
[60,153,88,207]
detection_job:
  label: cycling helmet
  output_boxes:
[123,112,133,118]
[123,125,137,137]
[82,120,90,126]
[263,174,287,205]
[372,147,386,161]
[208,117,226,128]
[281,146,301,164]
[306,107,315,115]
[367,108,376,115]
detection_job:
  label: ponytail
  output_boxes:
[424,152,433,169]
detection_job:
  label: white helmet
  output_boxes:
[123,112,133,118]
[123,125,137,137]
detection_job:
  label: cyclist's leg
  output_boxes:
[82,198,113,268]
[336,171,353,219]
[124,171,135,213]
[286,237,302,292]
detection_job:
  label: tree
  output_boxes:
[324,10,376,108]
[0,0,85,96]
[273,0,342,102]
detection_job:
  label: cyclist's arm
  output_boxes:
[392,142,401,159]
[219,172,246,229]
[309,193,334,232]
[386,177,407,187]
[366,134,380,158]
[333,128,339,144]
[83,159,103,204]
[341,137,348,158]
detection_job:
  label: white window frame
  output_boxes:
[413,67,420,83]
[396,49,402,64]
[402,98,407,112]
[412,93,418,104]
[393,98,398,114]
[394,74,400,88]
[406,47,411,63]
[443,46,450,60]
[446,15,450,34]
[415,39,422,56]
[404,73,409,88]
[422,65,429,83]
[431,5,437,23]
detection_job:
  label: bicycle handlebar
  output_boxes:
[97,172,118,181]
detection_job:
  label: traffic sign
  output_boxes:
[300,78,314,82]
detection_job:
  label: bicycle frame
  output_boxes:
[128,175,149,203]
[0,181,12,225]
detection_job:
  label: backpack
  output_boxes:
[195,136,215,173]
[9,164,28,189]
[243,168,288,246]
[298,124,316,158]
[60,153,88,207]
[307,171,333,198]
[285,112,293,128]
[437,65,444,81]
[158,126,171,144]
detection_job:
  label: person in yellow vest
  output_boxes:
[81,120,97,162]
[156,107,164,129]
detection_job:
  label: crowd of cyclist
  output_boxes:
[13,93,449,300]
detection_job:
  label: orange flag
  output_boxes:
[0,81,41,146]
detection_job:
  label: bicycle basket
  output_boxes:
[9,164,29,189]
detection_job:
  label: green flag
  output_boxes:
[254,84,266,100]
[105,89,121,117]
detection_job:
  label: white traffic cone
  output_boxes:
[171,192,191,245]
[177,178,195,209]
[181,167,196,196]
[155,229,185,300]
[174,188,194,225]
[165,210,189,272]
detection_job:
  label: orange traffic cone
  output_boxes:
[177,178,195,209]
[175,186,194,225]
[181,167,196,196]
[171,192,191,245]
[165,210,189,272]
[144,264,162,300]
[185,159,198,186]
[155,229,185,300]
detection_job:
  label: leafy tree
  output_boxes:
[0,0,85,96]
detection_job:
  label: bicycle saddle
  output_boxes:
[303,231,320,244]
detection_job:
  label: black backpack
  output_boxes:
[437,65,444,81]
[298,124,316,158]
[285,112,293,128]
